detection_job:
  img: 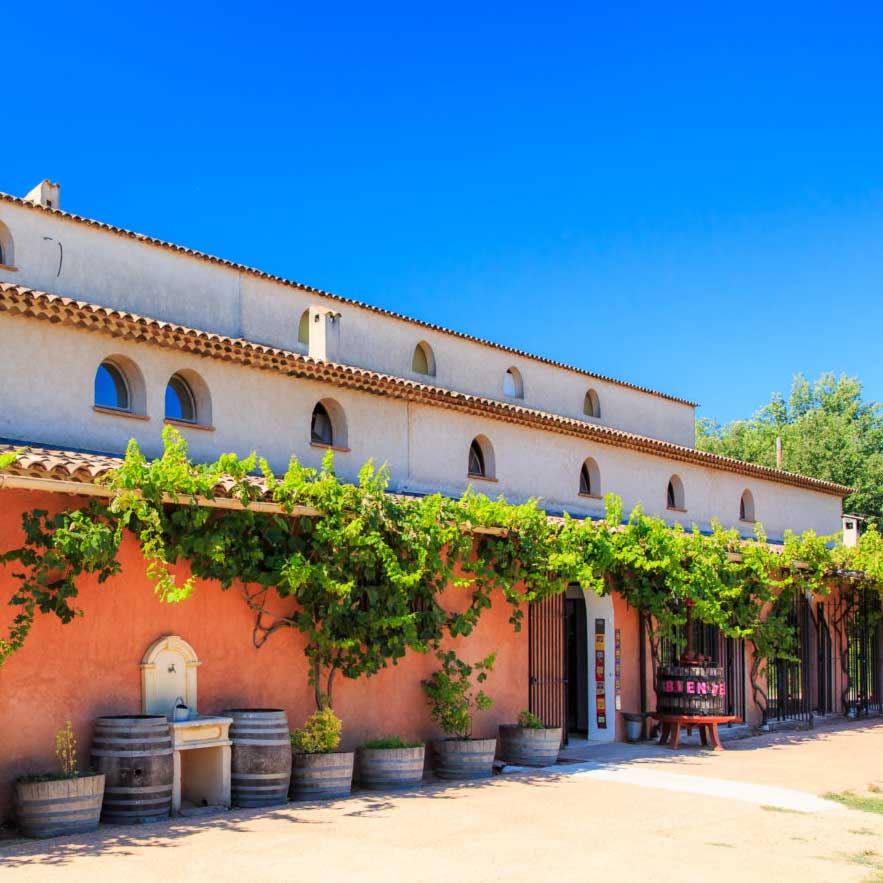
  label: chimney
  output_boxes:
[842,515,861,548]
[307,305,342,362]
[24,180,60,210]
[775,436,783,470]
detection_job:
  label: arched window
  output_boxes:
[95,360,131,412]
[584,389,601,418]
[503,367,524,399]
[411,341,436,376]
[666,474,685,510]
[298,310,310,346]
[0,220,14,268]
[579,458,600,497]
[166,373,198,423]
[310,398,348,449]
[468,435,496,479]
[740,489,755,522]
[311,402,333,446]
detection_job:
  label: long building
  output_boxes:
[0,180,869,822]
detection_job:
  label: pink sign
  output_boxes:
[661,680,726,697]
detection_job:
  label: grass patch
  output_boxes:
[761,804,807,815]
[362,736,424,750]
[706,842,735,849]
[826,792,883,814]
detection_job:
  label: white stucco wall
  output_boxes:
[0,314,843,542]
[0,200,695,446]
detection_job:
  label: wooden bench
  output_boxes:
[649,713,739,751]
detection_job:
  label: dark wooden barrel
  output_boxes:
[290,752,354,800]
[498,725,562,767]
[357,746,425,789]
[656,664,726,717]
[15,773,105,838]
[91,715,173,823]
[432,738,497,780]
[226,709,292,808]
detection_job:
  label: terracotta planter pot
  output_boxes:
[289,751,354,800]
[432,738,496,780]
[357,746,426,790]
[498,725,562,767]
[16,772,105,838]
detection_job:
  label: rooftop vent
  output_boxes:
[24,180,60,210]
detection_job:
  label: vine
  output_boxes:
[2,428,882,713]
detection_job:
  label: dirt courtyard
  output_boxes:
[2,719,883,882]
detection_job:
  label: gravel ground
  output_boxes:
[2,718,883,882]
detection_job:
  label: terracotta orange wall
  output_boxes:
[612,594,642,740]
[0,489,528,823]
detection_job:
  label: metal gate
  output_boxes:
[815,604,833,715]
[660,621,746,722]
[844,590,882,716]
[766,594,813,724]
[528,594,567,738]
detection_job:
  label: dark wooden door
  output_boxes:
[529,594,567,739]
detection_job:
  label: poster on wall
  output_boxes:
[594,618,606,728]
[615,628,622,711]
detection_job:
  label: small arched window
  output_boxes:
[666,474,685,511]
[503,367,524,399]
[0,220,14,268]
[166,373,198,423]
[411,341,436,376]
[311,402,334,446]
[584,389,601,418]
[95,360,131,412]
[740,489,755,522]
[298,310,310,346]
[468,435,495,479]
[310,398,348,449]
[579,458,600,497]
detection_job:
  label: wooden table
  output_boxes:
[650,714,739,751]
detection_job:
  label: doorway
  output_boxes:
[565,594,589,736]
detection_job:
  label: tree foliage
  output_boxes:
[697,372,883,519]
[2,427,882,719]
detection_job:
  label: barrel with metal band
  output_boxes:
[655,663,727,717]
[225,708,292,808]
[91,715,173,823]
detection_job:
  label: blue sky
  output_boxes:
[5,2,883,423]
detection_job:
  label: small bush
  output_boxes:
[291,708,342,754]
[55,720,78,779]
[362,736,424,750]
[422,649,496,739]
[517,710,545,729]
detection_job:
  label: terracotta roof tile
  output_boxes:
[0,191,696,407]
[0,283,852,498]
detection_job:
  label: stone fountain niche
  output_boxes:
[141,635,232,816]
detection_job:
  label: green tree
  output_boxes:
[696,373,883,520]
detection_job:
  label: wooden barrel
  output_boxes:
[290,752,354,800]
[656,664,726,717]
[432,738,497,780]
[357,746,425,789]
[226,708,292,808]
[498,725,562,767]
[15,773,105,838]
[91,715,173,823]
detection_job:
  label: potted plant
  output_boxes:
[357,736,426,790]
[16,721,105,838]
[289,707,354,800]
[499,710,562,767]
[422,649,497,780]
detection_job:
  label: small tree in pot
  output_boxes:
[422,649,497,780]
[289,707,354,800]
[16,721,105,838]
[499,710,562,767]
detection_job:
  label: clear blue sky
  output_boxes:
[6,2,883,423]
